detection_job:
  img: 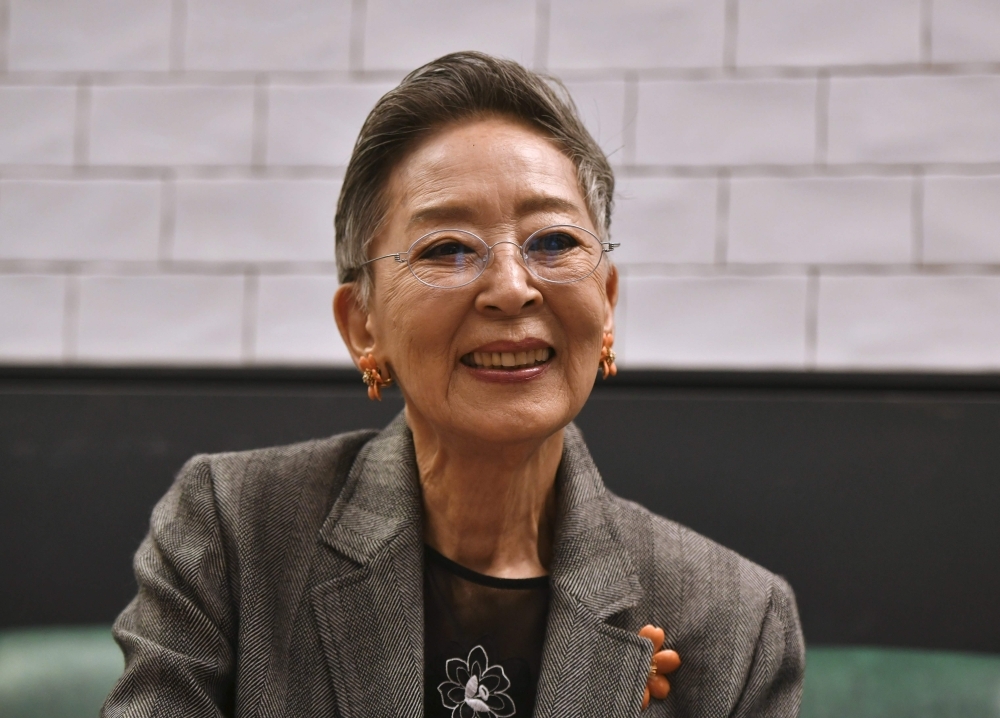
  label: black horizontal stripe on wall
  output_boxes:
[2,365,998,653]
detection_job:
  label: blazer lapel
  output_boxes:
[310,414,425,718]
[307,417,652,718]
[534,424,653,718]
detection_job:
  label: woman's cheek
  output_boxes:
[377,281,426,346]
[557,294,607,364]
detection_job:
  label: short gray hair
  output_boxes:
[335,51,615,305]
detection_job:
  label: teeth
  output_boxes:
[469,347,552,368]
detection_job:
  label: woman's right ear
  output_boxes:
[333,284,374,367]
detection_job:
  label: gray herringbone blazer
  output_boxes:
[102,414,804,718]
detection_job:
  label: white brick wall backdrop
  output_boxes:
[1,0,998,370]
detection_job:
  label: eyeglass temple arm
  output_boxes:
[360,252,407,267]
[602,242,620,252]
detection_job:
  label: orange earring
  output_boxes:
[359,353,392,401]
[599,332,617,379]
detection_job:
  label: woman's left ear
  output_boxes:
[333,283,376,367]
[603,263,619,337]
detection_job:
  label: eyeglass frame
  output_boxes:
[350,224,620,290]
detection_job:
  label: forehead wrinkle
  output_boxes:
[407,203,480,230]
[389,119,589,236]
[405,192,583,235]
[514,194,582,218]
[394,155,492,230]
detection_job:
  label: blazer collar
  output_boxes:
[310,414,651,718]
[317,412,421,565]
[534,423,652,718]
[310,413,425,718]
[548,422,644,618]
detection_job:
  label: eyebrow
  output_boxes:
[406,204,478,229]
[406,195,583,230]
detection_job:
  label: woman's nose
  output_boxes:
[475,242,543,314]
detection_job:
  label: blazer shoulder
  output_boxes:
[178,429,379,537]
[606,491,791,605]
[604,493,804,714]
[195,429,378,481]
[605,492,804,714]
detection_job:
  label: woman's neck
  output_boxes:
[408,412,562,580]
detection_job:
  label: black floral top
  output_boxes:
[423,545,550,718]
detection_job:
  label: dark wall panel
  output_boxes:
[577,386,1000,653]
[0,380,402,628]
[2,369,998,653]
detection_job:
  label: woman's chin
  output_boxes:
[441,386,579,446]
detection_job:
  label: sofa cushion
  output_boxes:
[0,626,122,718]
[802,646,1000,718]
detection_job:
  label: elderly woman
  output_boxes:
[103,52,804,718]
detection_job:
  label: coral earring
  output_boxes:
[359,353,392,401]
[599,332,617,379]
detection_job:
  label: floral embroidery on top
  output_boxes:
[438,645,516,717]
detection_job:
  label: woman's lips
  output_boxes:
[465,347,551,369]
[459,343,554,382]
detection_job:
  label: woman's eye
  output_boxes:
[418,241,476,260]
[528,231,578,253]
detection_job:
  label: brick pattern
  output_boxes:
[736,0,923,66]
[7,0,173,72]
[75,274,246,364]
[1,1,998,371]
[184,0,353,71]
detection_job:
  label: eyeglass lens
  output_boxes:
[406,225,604,288]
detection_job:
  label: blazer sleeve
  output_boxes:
[102,455,235,718]
[729,576,806,718]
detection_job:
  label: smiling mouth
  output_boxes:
[461,347,553,369]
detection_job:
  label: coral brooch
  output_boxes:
[639,624,681,710]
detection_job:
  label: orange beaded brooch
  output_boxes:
[639,624,681,710]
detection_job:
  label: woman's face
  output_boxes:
[339,116,617,447]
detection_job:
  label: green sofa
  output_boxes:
[802,647,1000,718]
[2,627,999,717]
[0,627,122,718]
